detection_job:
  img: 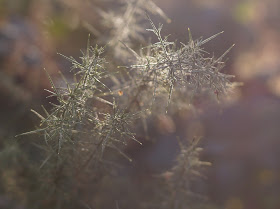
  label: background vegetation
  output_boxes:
[0,0,280,209]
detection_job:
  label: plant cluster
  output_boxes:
[13,1,236,209]
[121,17,235,114]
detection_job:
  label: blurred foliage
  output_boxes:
[46,16,71,39]
[0,0,32,15]
[232,1,256,24]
